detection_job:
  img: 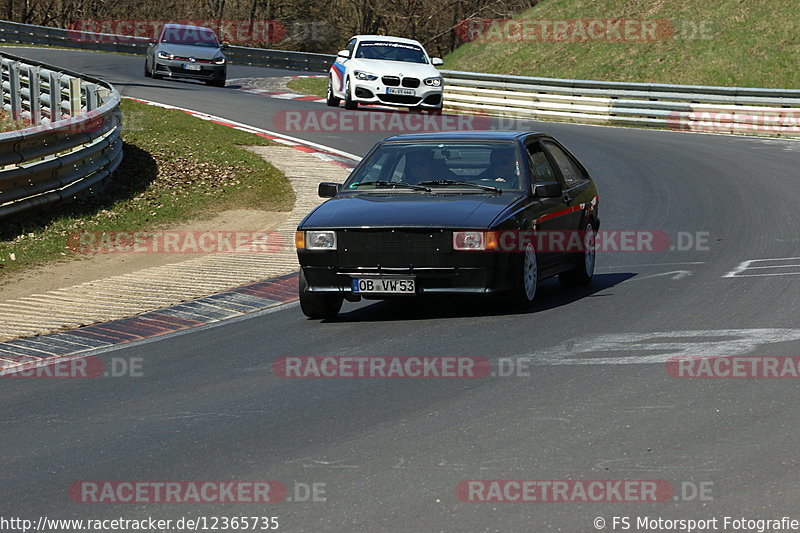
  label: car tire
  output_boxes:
[144,59,151,78]
[559,220,596,286]
[151,63,162,80]
[344,79,358,110]
[507,242,538,308]
[299,269,343,319]
[326,77,341,107]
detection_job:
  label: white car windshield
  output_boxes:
[355,41,428,64]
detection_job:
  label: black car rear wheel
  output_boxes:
[507,242,538,307]
[559,221,596,286]
[299,269,343,319]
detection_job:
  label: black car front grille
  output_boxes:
[382,76,400,86]
[402,77,420,88]
[377,94,422,104]
[337,230,453,268]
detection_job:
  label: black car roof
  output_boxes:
[381,131,546,142]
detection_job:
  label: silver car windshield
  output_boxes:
[160,27,220,47]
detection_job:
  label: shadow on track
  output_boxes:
[324,272,636,323]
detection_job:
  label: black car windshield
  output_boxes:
[343,142,523,192]
[160,26,220,47]
[355,41,428,63]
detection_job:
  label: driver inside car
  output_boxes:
[403,149,456,184]
[477,146,519,187]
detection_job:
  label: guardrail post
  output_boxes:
[48,71,61,121]
[9,60,22,120]
[84,82,98,111]
[67,76,81,115]
[28,64,41,125]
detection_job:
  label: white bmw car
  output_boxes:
[327,35,445,111]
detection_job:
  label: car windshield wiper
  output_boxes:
[350,180,430,192]
[418,180,502,193]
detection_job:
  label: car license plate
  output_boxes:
[387,87,415,96]
[352,278,415,294]
[183,63,201,71]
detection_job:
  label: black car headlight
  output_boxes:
[354,70,378,81]
[157,51,173,60]
[424,77,443,87]
[296,230,337,250]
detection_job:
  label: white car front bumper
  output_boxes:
[351,77,443,108]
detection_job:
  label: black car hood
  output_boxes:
[300,192,524,229]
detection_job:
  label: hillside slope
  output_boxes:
[443,0,799,88]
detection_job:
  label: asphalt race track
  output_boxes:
[2,47,800,532]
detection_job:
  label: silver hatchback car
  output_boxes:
[145,24,227,87]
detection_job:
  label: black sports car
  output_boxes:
[296,131,600,318]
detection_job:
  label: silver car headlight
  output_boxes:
[212,57,226,65]
[354,70,378,81]
[305,231,337,250]
[157,51,173,60]
[424,77,443,87]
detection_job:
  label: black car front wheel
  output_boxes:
[299,270,343,319]
[507,242,538,307]
[559,221,596,286]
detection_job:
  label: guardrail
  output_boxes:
[3,19,799,136]
[440,70,800,137]
[0,19,333,73]
[0,50,122,218]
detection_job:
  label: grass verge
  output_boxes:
[287,77,327,98]
[444,0,800,88]
[0,98,294,281]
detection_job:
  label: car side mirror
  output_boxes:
[534,182,562,198]
[318,182,341,198]
[431,57,443,66]
[337,49,351,59]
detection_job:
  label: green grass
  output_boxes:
[444,0,800,88]
[0,99,293,280]
[0,111,30,132]
[287,77,327,98]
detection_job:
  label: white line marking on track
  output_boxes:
[724,257,800,278]
[516,329,800,366]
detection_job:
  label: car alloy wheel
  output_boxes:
[523,243,538,301]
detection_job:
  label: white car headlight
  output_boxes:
[157,51,173,60]
[305,231,337,250]
[212,57,226,65]
[354,70,378,81]
[424,77,443,87]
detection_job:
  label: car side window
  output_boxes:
[543,141,585,187]
[526,143,557,184]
